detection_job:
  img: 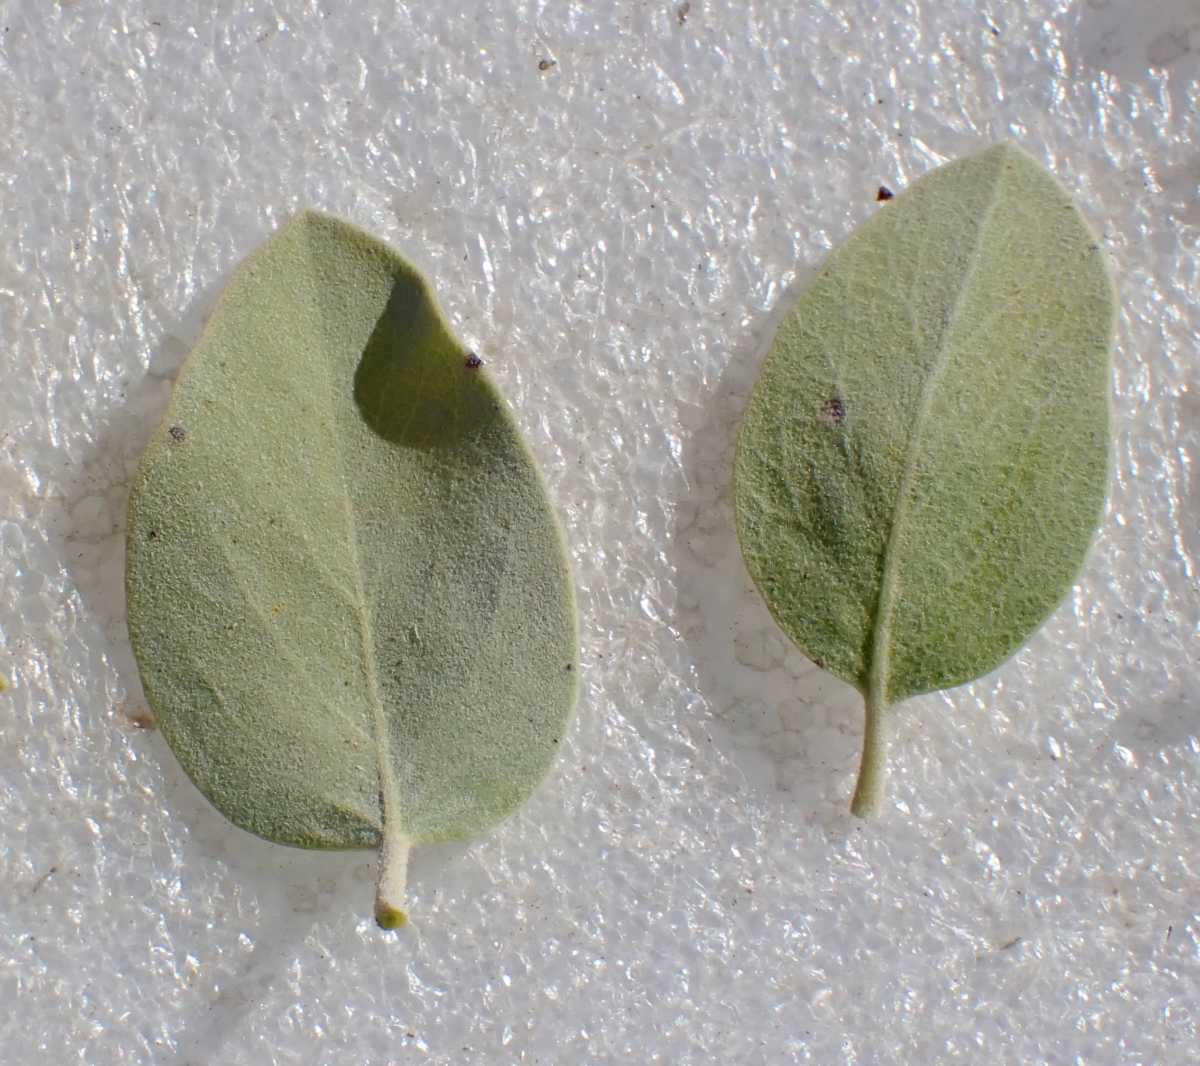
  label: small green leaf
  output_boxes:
[126,210,578,925]
[733,143,1114,816]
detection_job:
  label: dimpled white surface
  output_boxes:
[1,1,1199,1063]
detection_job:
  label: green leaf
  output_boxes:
[733,143,1114,816]
[126,210,578,927]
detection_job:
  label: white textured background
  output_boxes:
[2,1,1199,1062]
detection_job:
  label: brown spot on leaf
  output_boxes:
[117,701,158,730]
[819,397,847,426]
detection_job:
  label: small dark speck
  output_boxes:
[538,58,556,71]
[465,353,483,369]
[565,663,574,672]
[492,402,502,411]
[1000,936,1022,951]
[876,186,894,201]
[813,657,825,669]
[991,26,1000,36]
[31,867,57,894]
[168,425,186,442]
[148,530,158,540]
[677,2,690,24]
[819,397,847,426]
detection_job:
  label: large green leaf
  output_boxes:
[733,143,1114,816]
[126,210,578,926]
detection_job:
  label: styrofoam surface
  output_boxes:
[2,1,1200,1062]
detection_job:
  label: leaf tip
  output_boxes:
[289,205,327,227]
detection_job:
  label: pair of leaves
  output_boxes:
[734,143,1115,814]
[126,211,578,927]
[127,142,1115,928]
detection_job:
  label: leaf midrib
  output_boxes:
[304,237,401,843]
[867,156,1009,708]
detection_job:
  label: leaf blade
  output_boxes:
[733,143,1114,809]
[126,211,578,909]
[879,148,1113,702]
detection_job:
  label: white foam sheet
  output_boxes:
[2,1,1199,1062]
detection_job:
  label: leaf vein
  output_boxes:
[868,156,1010,707]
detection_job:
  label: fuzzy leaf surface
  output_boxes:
[126,210,578,853]
[734,143,1114,708]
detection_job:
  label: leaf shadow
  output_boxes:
[56,271,229,734]
[162,806,374,1065]
[352,266,497,447]
[1104,390,1200,757]
[668,282,867,828]
[159,799,470,1063]
[1069,2,1200,229]
[1073,0,1200,114]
